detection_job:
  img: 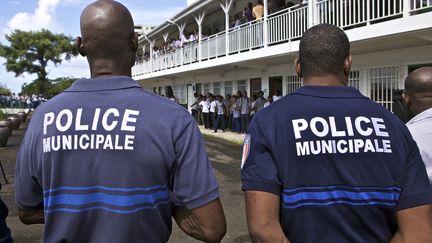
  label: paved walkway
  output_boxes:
[198,125,245,145]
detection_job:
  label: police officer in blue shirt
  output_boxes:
[15,1,226,242]
[241,24,432,242]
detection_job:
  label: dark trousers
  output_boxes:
[203,112,210,129]
[191,109,197,122]
[241,114,249,133]
[232,117,241,133]
[210,112,215,128]
[214,114,225,132]
[226,114,232,131]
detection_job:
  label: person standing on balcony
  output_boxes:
[240,90,251,133]
[241,24,432,242]
[271,0,284,14]
[253,0,264,22]
[243,2,255,22]
[404,67,432,184]
[15,1,226,242]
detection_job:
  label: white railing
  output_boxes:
[228,21,264,53]
[268,5,308,44]
[411,0,432,12]
[131,0,431,77]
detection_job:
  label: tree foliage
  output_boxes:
[21,77,77,99]
[0,84,11,96]
[0,29,78,96]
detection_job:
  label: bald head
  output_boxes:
[77,0,138,77]
[404,67,432,118]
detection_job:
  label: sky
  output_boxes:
[0,0,186,94]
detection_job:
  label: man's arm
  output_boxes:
[245,191,289,243]
[18,207,44,225]
[173,199,226,243]
[390,204,432,243]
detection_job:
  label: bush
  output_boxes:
[0,110,7,120]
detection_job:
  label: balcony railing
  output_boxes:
[132,0,432,77]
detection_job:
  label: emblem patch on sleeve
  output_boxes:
[241,134,251,169]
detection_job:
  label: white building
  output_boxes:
[132,0,432,114]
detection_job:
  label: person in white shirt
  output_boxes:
[240,91,250,133]
[404,67,432,184]
[264,95,273,108]
[231,95,241,133]
[214,95,226,133]
[273,89,282,102]
[199,95,210,129]
[209,94,217,129]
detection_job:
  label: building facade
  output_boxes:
[132,0,432,113]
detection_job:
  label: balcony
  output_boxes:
[132,0,432,78]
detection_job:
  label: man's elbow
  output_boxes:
[201,222,226,243]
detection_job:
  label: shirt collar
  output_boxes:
[294,85,366,98]
[407,107,432,125]
[65,76,140,92]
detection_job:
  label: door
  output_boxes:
[269,76,283,96]
[250,78,262,96]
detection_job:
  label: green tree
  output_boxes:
[0,84,11,96]
[21,77,77,99]
[0,29,78,97]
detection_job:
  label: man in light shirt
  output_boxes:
[404,67,432,184]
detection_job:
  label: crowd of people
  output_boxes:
[136,0,304,63]
[0,93,45,110]
[190,90,282,133]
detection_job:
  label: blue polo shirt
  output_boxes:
[16,76,219,243]
[241,86,432,242]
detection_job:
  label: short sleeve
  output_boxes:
[15,123,44,210]
[171,119,219,209]
[397,139,432,210]
[241,117,282,195]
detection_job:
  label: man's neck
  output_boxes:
[303,74,347,86]
[89,59,132,78]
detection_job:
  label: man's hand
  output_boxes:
[391,204,432,243]
[18,207,44,225]
[173,198,226,243]
[245,190,290,243]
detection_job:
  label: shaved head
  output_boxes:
[404,67,432,118]
[405,67,432,94]
[78,0,138,77]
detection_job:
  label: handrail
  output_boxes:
[132,0,431,77]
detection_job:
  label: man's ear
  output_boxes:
[402,92,412,107]
[130,32,138,52]
[76,37,86,57]
[344,55,353,76]
[294,57,302,78]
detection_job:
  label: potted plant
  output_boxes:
[17,111,27,123]
[0,110,11,147]
[7,114,21,130]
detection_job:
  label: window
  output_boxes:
[287,75,302,94]
[369,66,400,112]
[174,85,187,104]
[348,71,360,90]
[224,81,233,96]
[213,82,221,95]
[203,83,211,95]
[236,80,247,93]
